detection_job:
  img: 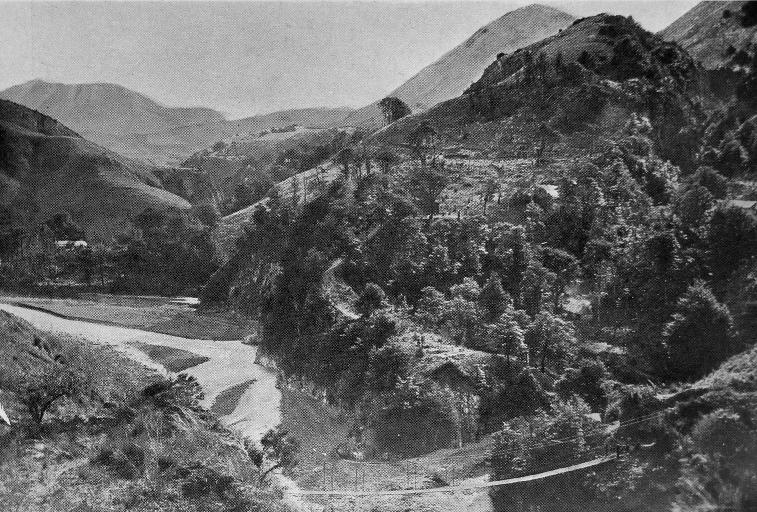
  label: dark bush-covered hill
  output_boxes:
[371,13,706,171]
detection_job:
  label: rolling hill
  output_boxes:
[0,99,191,240]
[0,80,354,165]
[0,79,224,136]
[343,4,575,128]
[660,1,757,69]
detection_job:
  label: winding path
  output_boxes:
[0,302,280,442]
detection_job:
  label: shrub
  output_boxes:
[663,282,736,380]
[356,282,387,317]
[555,359,610,411]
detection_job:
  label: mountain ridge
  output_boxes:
[0,99,192,240]
[344,3,575,128]
[0,80,354,165]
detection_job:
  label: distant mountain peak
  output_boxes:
[0,79,226,137]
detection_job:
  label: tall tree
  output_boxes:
[378,97,411,125]
[407,121,438,166]
[708,206,757,282]
[480,272,510,322]
[408,160,448,225]
[663,281,736,380]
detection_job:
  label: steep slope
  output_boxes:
[371,13,703,169]
[344,4,574,128]
[660,1,757,69]
[0,80,354,165]
[0,99,190,239]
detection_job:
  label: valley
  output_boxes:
[2,2,757,512]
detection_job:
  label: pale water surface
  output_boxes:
[0,303,280,442]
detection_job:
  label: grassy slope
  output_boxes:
[212,162,344,259]
[0,100,191,240]
[0,309,290,512]
[344,4,574,128]
[660,0,757,69]
[370,13,696,161]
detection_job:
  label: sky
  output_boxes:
[0,1,701,119]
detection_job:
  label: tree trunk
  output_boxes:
[540,340,549,372]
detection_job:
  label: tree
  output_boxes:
[378,97,411,125]
[75,245,95,285]
[45,212,84,241]
[415,286,446,326]
[247,426,300,483]
[0,205,24,259]
[541,247,579,312]
[450,277,481,302]
[356,282,387,317]
[336,147,354,178]
[691,166,728,199]
[479,272,510,321]
[675,408,757,512]
[367,378,460,455]
[555,359,609,411]
[408,160,448,225]
[367,343,410,393]
[426,244,454,289]
[708,206,757,281]
[374,148,399,174]
[525,311,576,372]
[489,317,526,364]
[676,184,714,227]
[521,261,556,317]
[491,397,599,479]
[443,295,481,347]
[663,281,736,379]
[14,360,88,427]
[535,123,559,166]
[407,121,438,166]
[480,177,499,214]
[192,203,221,227]
[134,207,166,235]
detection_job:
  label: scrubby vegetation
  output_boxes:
[199,11,757,511]
[2,5,756,511]
[0,311,294,512]
[0,206,219,296]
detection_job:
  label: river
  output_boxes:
[0,302,281,442]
